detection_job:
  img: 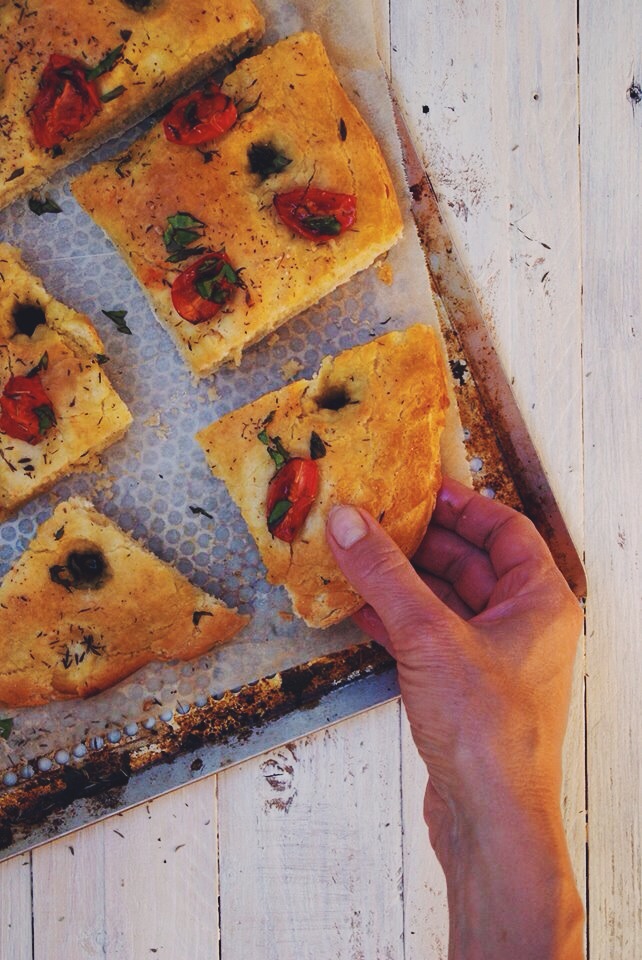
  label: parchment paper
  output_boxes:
[0,0,468,776]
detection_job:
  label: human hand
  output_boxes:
[326,477,584,959]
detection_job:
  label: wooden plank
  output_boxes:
[580,1,642,954]
[400,711,448,960]
[390,0,583,546]
[372,0,391,76]
[102,779,218,959]
[390,0,586,912]
[31,778,218,959]
[32,821,107,959]
[0,852,32,960]
[217,703,404,959]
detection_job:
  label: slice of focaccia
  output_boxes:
[0,497,248,707]
[0,244,132,520]
[0,0,265,210]
[72,32,404,377]
[196,325,449,628]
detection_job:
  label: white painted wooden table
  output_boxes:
[1,1,640,956]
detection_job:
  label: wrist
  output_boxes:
[433,788,584,960]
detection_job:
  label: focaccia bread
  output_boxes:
[0,497,249,707]
[0,0,265,209]
[196,325,449,628]
[0,244,132,520]
[72,32,404,377]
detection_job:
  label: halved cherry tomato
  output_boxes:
[171,251,243,324]
[163,82,237,145]
[266,457,319,543]
[0,374,56,445]
[29,54,101,149]
[273,187,357,242]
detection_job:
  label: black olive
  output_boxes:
[66,550,107,587]
[315,384,352,410]
[121,0,153,10]
[13,303,46,337]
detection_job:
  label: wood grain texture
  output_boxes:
[217,704,405,960]
[390,0,583,548]
[0,852,32,960]
[400,711,449,960]
[31,778,218,959]
[390,0,586,910]
[580,0,642,954]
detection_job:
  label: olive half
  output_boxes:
[49,549,110,590]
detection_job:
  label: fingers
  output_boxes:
[326,504,459,641]
[435,477,554,579]
[413,524,497,612]
[352,573,474,646]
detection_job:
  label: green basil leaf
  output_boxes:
[0,718,13,740]
[268,499,292,527]
[86,44,124,82]
[34,404,56,433]
[257,429,269,445]
[166,246,208,263]
[28,195,62,216]
[167,212,205,231]
[102,309,132,334]
[303,214,342,235]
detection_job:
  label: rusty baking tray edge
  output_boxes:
[0,641,396,860]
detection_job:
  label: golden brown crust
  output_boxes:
[0,0,265,209]
[72,32,404,377]
[196,324,449,628]
[0,244,132,520]
[0,497,248,707]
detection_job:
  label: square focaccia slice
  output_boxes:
[72,32,404,378]
[0,497,248,707]
[0,0,264,209]
[196,325,448,628]
[0,244,132,520]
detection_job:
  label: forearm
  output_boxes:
[438,797,584,960]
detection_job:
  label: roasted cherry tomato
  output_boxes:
[29,54,101,149]
[163,82,237,145]
[266,457,319,543]
[171,251,243,324]
[273,187,357,242]
[0,374,56,445]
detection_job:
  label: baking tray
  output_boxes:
[0,0,544,859]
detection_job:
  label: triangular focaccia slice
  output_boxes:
[0,498,248,707]
[0,244,132,520]
[196,325,449,628]
[0,0,264,209]
[72,32,404,377]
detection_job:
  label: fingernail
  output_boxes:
[328,505,368,549]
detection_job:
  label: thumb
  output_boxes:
[326,504,456,643]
